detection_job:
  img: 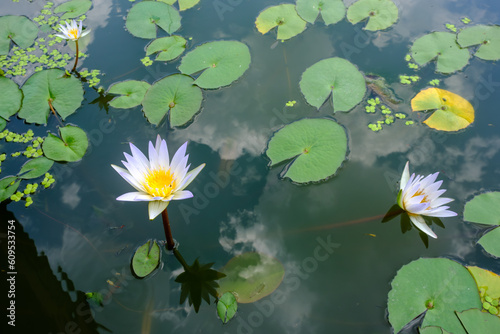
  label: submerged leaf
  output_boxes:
[42,125,88,162]
[295,0,346,25]
[132,240,161,278]
[457,25,500,61]
[0,76,23,120]
[255,4,307,41]
[0,15,38,55]
[346,0,398,31]
[464,192,500,226]
[54,0,92,20]
[107,80,151,109]
[126,1,181,39]
[478,227,500,258]
[146,36,186,62]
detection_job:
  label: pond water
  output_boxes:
[1,0,500,333]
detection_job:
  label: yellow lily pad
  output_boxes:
[467,266,500,301]
[411,88,474,131]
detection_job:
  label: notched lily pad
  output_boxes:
[158,0,200,11]
[296,0,346,26]
[478,227,500,258]
[132,240,161,278]
[0,15,38,55]
[146,36,186,62]
[107,80,151,109]
[464,192,500,226]
[18,157,54,179]
[42,125,88,162]
[54,0,93,20]
[346,0,398,31]
[457,25,500,61]
[255,4,307,41]
[126,1,181,39]
[0,76,23,120]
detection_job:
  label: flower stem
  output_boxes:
[161,209,175,251]
[172,248,189,270]
[71,40,79,72]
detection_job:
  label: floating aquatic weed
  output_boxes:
[445,23,457,32]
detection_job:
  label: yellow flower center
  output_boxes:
[142,168,177,198]
[412,189,430,207]
[68,28,79,39]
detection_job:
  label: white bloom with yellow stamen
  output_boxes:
[55,20,90,41]
[398,161,457,239]
[111,135,205,220]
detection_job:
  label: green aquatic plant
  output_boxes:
[125,1,181,39]
[445,23,457,32]
[217,292,237,324]
[131,240,161,278]
[295,0,346,26]
[399,74,420,84]
[0,15,38,55]
[146,35,186,62]
[107,80,151,109]
[54,0,92,20]
[457,25,500,61]
[346,0,399,31]
[461,17,471,24]
[255,4,307,41]
[429,79,440,86]
[159,0,201,11]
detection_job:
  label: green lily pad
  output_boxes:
[18,157,54,179]
[158,0,200,11]
[255,4,307,41]
[217,292,237,324]
[0,76,22,120]
[125,1,181,39]
[455,309,500,333]
[295,0,346,25]
[0,15,38,55]
[146,36,186,62]
[300,57,366,112]
[141,74,202,127]
[419,327,452,334]
[388,258,481,334]
[217,252,285,304]
[179,41,251,89]
[0,118,5,131]
[346,0,398,31]
[478,227,500,258]
[0,176,20,203]
[107,80,151,109]
[54,0,92,20]
[132,240,161,278]
[464,192,500,225]
[18,69,84,125]
[467,266,500,301]
[265,118,348,184]
[457,25,500,61]
[411,32,470,74]
[42,125,88,162]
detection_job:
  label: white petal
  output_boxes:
[116,192,153,201]
[80,29,91,38]
[426,188,447,202]
[124,152,148,177]
[148,200,169,220]
[419,172,439,189]
[157,137,170,170]
[122,160,146,185]
[400,161,410,190]
[409,214,437,239]
[148,140,160,171]
[424,208,458,218]
[405,201,430,214]
[172,155,189,182]
[172,190,193,200]
[55,33,68,39]
[129,142,151,170]
[429,197,454,208]
[111,164,144,192]
[170,142,188,172]
[178,163,205,191]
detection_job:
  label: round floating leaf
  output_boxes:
[179,41,251,89]
[411,32,470,74]
[125,1,181,39]
[457,25,500,61]
[18,157,54,179]
[141,74,202,127]
[266,118,348,184]
[0,76,22,120]
[411,88,474,131]
[146,36,186,62]
[217,252,285,304]
[300,57,366,112]
[455,309,500,332]
[388,258,481,334]
[0,176,20,203]
[0,15,38,55]
[296,0,346,25]
[158,0,200,11]
[18,69,84,125]
[478,227,500,258]
[217,292,238,324]
[419,327,452,334]
[107,80,151,109]
[346,0,398,31]
[464,192,500,226]
[255,4,307,41]
[54,0,92,20]
[467,266,500,301]
[42,125,88,162]
[132,240,161,278]
[0,118,6,131]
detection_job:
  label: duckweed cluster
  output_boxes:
[429,79,440,86]
[479,288,499,315]
[399,75,420,85]
[365,98,412,132]
[141,56,153,67]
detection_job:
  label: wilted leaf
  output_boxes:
[255,4,307,41]
[346,0,398,31]
[295,0,346,25]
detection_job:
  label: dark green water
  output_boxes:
[1,0,500,333]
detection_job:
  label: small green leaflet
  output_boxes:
[217,292,237,324]
[132,240,161,278]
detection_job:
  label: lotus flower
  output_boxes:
[55,20,90,41]
[111,136,205,220]
[398,161,457,238]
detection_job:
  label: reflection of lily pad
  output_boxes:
[132,240,161,278]
[411,88,474,131]
[255,4,307,41]
[266,118,348,184]
[455,309,500,332]
[296,0,346,25]
[125,1,181,39]
[464,192,500,226]
[0,176,20,203]
[0,76,22,120]
[346,0,398,31]
[107,80,151,109]
[217,252,285,303]
[388,258,481,334]
[141,74,202,127]
[158,0,200,11]
[478,227,500,258]
[217,292,237,324]
[54,0,92,20]
[0,15,38,55]
[18,157,54,179]
[146,36,186,62]
[300,57,366,112]
[457,25,500,61]
[42,125,88,162]
[411,32,470,74]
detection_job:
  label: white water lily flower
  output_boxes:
[55,20,90,41]
[398,161,457,239]
[111,135,205,220]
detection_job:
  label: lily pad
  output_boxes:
[255,4,307,41]
[299,57,366,112]
[464,192,500,226]
[346,0,398,31]
[179,41,251,89]
[265,118,348,184]
[132,240,161,278]
[18,69,84,125]
[411,32,470,74]
[0,118,5,131]
[125,1,181,39]
[217,292,237,324]
[457,25,500,61]
[411,88,474,131]
[295,0,346,26]
[0,76,22,120]
[387,258,481,334]
[158,0,200,11]
[217,252,285,303]
[478,227,500,258]
[141,74,202,127]
[146,36,186,62]
[455,309,500,333]
[54,0,92,20]
[107,80,151,109]
[0,176,20,203]
[467,266,500,301]
[419,327,451,334]
[0,15,38,55]
[42,125,88,162]
[18,157,54,179]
